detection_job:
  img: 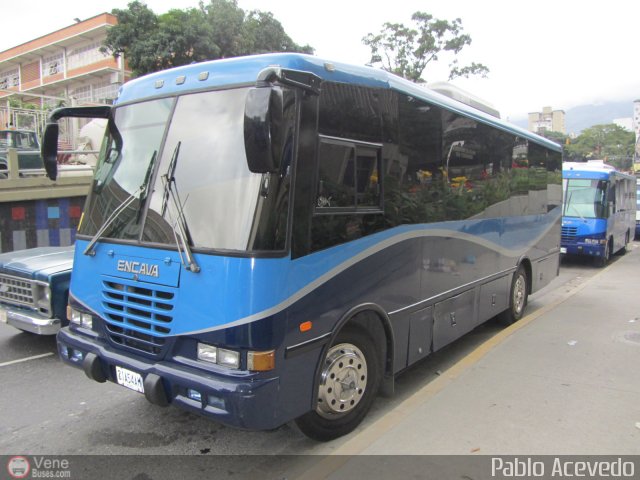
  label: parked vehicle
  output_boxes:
[561,161,636,266]
[0,246,73,334]
[0,129,42,176]
[42,53,562,441]
[636,178,640,239]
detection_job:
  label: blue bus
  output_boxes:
[561,161,636,266]
[41,54,562,441]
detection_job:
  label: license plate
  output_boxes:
[560,247,567,254]
[0,308,7,323]
[115,366,145,394]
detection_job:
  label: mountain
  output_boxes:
[510,98,637,134]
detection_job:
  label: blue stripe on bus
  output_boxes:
[71,209,559,337]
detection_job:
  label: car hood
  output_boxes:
[0,246,74,281]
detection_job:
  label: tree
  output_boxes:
[154,8,219,68]
[538,130,568,147]
[241,11,313,55]
[102,0,314,77]
[564,124,635,169]
[199,0,245,59]
[362,12,489,83]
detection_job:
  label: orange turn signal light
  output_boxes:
[299,321,313,332]
[247,350,275,371]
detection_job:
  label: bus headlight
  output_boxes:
[197,343,217,363]
[197,343,240,369]
[67,306,93,329]
[217,348,240,369]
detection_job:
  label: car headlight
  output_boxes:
[33,284,52,315]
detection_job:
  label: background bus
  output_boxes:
[561,160,636,266]
[636,178,640,239]
[43,53,563,441]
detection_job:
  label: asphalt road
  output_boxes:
[0,245,630,469]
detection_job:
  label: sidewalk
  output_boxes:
[298,245,640,477]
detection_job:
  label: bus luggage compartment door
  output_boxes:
[433,290,476,351]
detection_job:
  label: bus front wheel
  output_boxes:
[595,239,612,267]
[499,265,529,325]
[295,327,381,441]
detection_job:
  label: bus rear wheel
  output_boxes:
[295,327,380,441]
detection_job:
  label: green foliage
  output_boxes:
[537,130,567,147]
[362,11,489,82]
[102,0,314,77]
[241,11,314,55]
[564,124,635,169]
[101,1,160,76]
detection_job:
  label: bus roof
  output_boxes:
[116,53,561,152]
[563,161,636,180]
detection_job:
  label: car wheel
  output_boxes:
[295,327,380,441]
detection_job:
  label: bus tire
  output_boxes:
[294,327,381,441]
[596,239,612,267]
[619,231,630,255]
[499,265,528,325]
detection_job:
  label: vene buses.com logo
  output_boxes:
[7,456,30,479]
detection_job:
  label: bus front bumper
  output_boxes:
[561,240,606,258]
[57,327,283,431]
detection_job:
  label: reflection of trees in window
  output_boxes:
[315,137,382,211]
[310,85,561,252]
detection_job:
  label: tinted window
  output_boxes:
[318,83,381,143]
[316,137,381,211]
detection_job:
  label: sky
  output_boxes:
[2,0,639,120]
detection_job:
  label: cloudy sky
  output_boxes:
[2,0,639,120]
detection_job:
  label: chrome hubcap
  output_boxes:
[316,343,367,418]
[513,274,526,314]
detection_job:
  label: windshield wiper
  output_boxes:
[135,150,158,224]
[160,142,201,273]
[83,150,157,256]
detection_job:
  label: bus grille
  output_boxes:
[561,226,577,244]
[102,280,175,357]
[0,274,35,308]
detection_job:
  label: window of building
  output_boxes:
[67,41,109,70]
[71,85,92,104]
[92,82,119,103]
[0,68,19,89]
[43,53,64,76]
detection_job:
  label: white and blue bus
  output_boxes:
[561,161,635,266]
[42,54,562,441]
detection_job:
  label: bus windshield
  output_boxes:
[79,87,292,252]
[562,178,608,219]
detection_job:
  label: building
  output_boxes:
[0,13,130,146]
[528,106,565,134]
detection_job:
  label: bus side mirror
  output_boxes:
[41,122,59,181]
[244,87,283,173]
